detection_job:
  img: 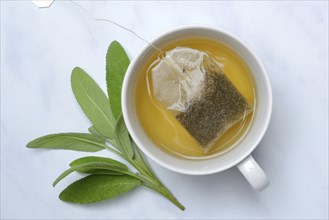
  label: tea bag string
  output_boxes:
[70,0,163,53]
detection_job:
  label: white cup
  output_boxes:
[122,25,272,191]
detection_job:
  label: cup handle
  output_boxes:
[236,155,270,191]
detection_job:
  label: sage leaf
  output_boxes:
[26,133,105,152]
[59,175,140,204]
[71,67,115,138]
[70,156,128,173]
[69,156,127,175]
[106,41,130,120]
[114,114,134,159]
[53,162,129,186]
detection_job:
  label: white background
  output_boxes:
[1,1,328,219]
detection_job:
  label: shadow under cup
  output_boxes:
[122,26,272,175]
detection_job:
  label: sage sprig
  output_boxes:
[27,41,185,210]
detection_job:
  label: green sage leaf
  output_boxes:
[70,156,128,173]
[114,114,134,159]
[69,156,128,175]
[26,133,105,152]
[71,67,115,138]
[53,162,129,186]
[106,41,130,120]
[59,175,140,204]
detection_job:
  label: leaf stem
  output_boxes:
[124,170,185,211]
[141,182,185,211]
[130,158,153,178]
[134,147,157,179]
[101,144,123,157]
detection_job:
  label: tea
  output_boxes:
[135,38,255,159]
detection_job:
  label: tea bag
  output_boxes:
[151,47,252,152]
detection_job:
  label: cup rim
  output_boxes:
[122,24,272,175]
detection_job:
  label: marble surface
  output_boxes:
[1,1,328,219]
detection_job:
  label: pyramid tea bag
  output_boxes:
[151,47,252,153]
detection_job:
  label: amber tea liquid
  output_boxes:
[135,38,255,159]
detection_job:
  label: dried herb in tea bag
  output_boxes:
[176,55,251,152]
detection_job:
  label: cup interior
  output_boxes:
[122,26,272,175]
